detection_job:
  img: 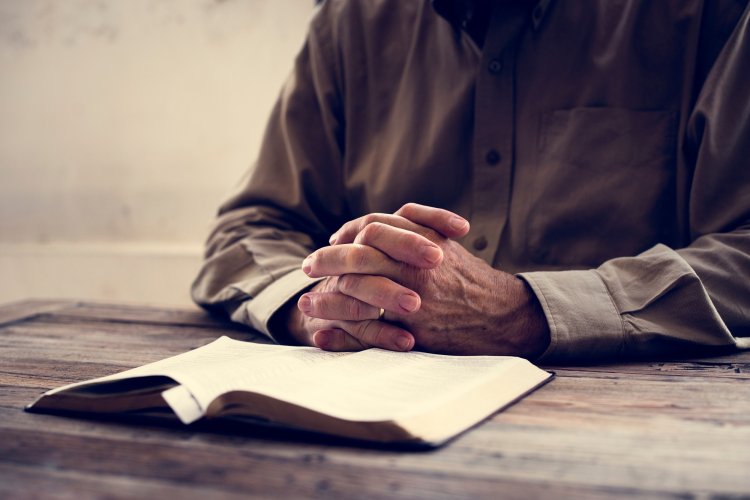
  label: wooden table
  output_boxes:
[1,299,748,499]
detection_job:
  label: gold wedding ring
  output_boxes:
[378,308,386,321]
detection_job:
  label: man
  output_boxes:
[192,0,750,362]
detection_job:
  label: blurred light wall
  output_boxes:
[0,0,314,306]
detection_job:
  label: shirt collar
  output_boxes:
[431,0,552,31]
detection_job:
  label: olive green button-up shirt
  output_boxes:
[192,0,750,362]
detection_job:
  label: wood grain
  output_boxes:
[1,299,749,499]
[0,299,80,327]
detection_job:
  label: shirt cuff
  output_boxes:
[519,269,626,363]
[230,269,323,343]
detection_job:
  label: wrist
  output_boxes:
[268,291,311,346]
[492,273,550,359]
[285,300,309,345]
[514,278,551,359]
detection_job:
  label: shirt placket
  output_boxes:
[466,8,528,264]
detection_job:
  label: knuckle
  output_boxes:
[397,203,416,217]
[368,282,391,305]
[369,322,391,346]
[346,246,370,269]
[375,288,392,306]
[358,221,383,244]
[398,261,420,285]
[423,227,442,243]
[336,221,353,238]
[345,299,364,319]
[315,295,332,316]
[338,274,357,294]
[318,276,337,293]
[358,320,384,346]
[404,229,425,246]
[361,213,377,227]
[409,224,441,243]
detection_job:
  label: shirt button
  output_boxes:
[485,150,501,165]
[473,236,488,251]
[488,58,503,75]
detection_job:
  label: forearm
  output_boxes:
[191,205,324,340]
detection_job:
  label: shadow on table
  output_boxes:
[26,408,443,453]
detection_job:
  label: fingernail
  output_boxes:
[329,233,338,245]
[449,216,468,230]
[302,257,312,275]
[315,330,332,350]
[395,334,413,351]
[398,294,420,312]
[422,245,442,264]
[298,295,311,313]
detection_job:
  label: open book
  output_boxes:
[27,336,553,446]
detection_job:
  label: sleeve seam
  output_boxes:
[519,274,561,360]
[593,270,629,354]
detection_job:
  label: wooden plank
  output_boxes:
[545,349,750,379]
[0,318,269,365]
[517,372,750,424]
[551,361,750,380]
[0,315,246,344]
[0,299,79,327]
[0,462,259,500]
[0,425,702,499]
[38,301,242,329]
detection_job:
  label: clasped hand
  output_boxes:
[285,204,550,358]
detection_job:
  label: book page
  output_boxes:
[140,337,539,422]
[45,337,545,423]
[230,347,531,422]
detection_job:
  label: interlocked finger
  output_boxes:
[336,274,421,314]
[395,203,470,238]
[330,213,442,246]
[312,320,415,352]
[302,243,402,280]
[298,291,382,321]
[353,222,443,268]
[312,329,370,351]
[330,206,470,246]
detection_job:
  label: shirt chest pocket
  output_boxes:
[527,107,679,267]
